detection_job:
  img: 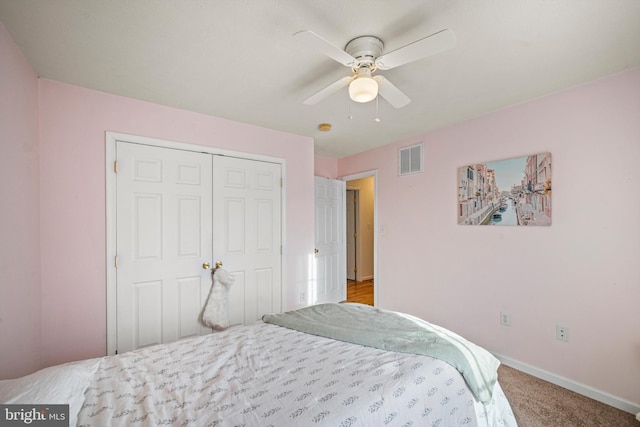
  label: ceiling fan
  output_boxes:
[294,28,456,108]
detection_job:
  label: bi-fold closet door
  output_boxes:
[114,141,281,354]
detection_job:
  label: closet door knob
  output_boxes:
[202,262,211,269]
[215,261,223,269]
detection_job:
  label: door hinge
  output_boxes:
[354,232,357,238]
[280,178,283,188]
[114,160,119,173]
[114,255,118,268]
[354,267,358,273]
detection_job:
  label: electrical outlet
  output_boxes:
[556,325,569,342]
[299,291,306,303]
[500,312,511,327]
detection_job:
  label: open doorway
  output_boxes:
[344,174,376,306]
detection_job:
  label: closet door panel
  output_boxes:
[116,142,213,353]
[213,156,282,325]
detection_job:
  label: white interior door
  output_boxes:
[115,142,213,353]
[213,156,282,325]
[314,177,346,303]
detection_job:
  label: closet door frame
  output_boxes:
[105,131,286,355]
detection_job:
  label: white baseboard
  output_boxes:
[361,275,374,281]
[494,354,640,415]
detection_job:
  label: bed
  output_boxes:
[0,303,517,426]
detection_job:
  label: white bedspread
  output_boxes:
[263,303,501,405]
[76,321,516,426]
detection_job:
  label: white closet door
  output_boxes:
[213,156,282,325]
[116,142,213,353]
[314,177,346,304]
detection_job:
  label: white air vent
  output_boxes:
[398,143,423,176]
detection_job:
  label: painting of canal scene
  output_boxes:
[457,152,551,226]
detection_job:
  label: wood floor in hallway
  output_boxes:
[346,279,374,306]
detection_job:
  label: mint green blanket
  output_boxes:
[262,303,499,404]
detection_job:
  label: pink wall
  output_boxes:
[314,155,338,178]
[0,23,42,378]
[37,79,315,368]
[338,68,640,406]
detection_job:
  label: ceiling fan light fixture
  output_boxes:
[349,67,378,103]
[296,29,455,108]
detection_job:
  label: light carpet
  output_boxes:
[498,365,638,426]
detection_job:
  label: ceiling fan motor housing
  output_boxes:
[345,36,384,69]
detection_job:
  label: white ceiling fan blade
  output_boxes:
[303,76,352,105]
[375,29,456,70]
[374,75,411,108]
[293,30,357,67]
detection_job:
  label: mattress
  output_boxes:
[1,307,517,426]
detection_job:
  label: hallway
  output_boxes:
[346,279,374,306]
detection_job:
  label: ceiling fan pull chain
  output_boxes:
[374,96,381,122]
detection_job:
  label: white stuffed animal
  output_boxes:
[202,268,235,330]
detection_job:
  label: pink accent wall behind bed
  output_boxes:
[335,68,640,407]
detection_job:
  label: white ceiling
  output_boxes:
[1,1,639,158]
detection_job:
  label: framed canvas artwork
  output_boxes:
[457,153,551,226]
